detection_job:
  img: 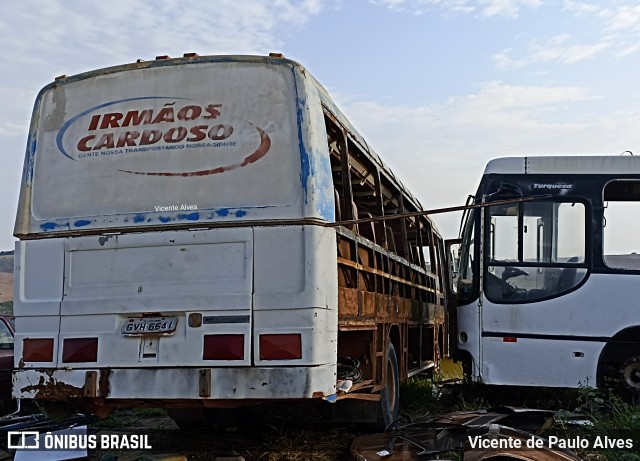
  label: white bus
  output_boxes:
[451,155,640,396]
[13,54,448,425]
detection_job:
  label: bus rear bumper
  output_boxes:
[13,365,337,401]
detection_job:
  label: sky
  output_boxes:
[1,0,640,250]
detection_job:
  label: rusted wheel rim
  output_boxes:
[621,356,640,392]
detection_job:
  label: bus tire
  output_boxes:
[379,341,400,428]
[620,354,640,396]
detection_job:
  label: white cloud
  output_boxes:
[562,1,640,33]
[339,81,597,160]
[372,0,640,67]
[333,80,639,236]
[0,0,328,78]
[0,0,330,249]
[493,34,611,69]
[370,0,540,17]
[562,0,601,16]
[481,0,542,18]
[601,4,640,32]
[371,1,640,68]
[0,122,25,138]
[0,0,330,156]
[615,42,640,58]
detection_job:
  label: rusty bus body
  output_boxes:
[13,54,448,424]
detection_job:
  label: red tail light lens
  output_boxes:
[259,334,302,360]
[62,338,98,363]
[23,338,54,362]
[203,334,244,360]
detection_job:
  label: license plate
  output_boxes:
[121,317,178,336]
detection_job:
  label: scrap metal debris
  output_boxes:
[351,407,583,461]
[0,403,93,461]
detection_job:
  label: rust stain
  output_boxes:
[21,374,85,399]
[98,368,111,398]
[19,369,112,400]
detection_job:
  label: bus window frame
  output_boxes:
[482,198,591,305]
[455,208,480,306]
[601,179,640,272]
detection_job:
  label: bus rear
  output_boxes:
[13,55,338,416]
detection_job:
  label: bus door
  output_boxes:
[480,198,589,386]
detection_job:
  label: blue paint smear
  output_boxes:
[158,216,173,223]
[41,222,57,231]
[290,67,311,204]
[133,214,145,223]
[177,212,199,221]
[20,131,37,185]
[216,208,230,217]
[22,92,45,184]
[296,95,311,202]
[235,210,247,218]
[314,151,335,221]
[74,219,91,227]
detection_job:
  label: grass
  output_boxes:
[85,366,640,460]
[93,407,175,430]
[92,405,356,460]
[552,388,640,461]
[0,301,12,314]
[400,376,640,460]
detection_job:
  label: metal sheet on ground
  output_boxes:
[351,407,582,461]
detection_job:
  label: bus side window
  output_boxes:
[485,201,587,303]
[603,180,640,270]
[422,246,432,273]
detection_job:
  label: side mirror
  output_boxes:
[445,239,462,294]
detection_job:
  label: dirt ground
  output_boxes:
[0,273,12,305]
[0,256,13,303]
[88,403,362,460]
[0,255,12,304]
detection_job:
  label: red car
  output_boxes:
[0,316,15,404]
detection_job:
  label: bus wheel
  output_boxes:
[620,355,640,395]
[379,341,400,428]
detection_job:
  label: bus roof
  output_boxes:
[485,155,640,175]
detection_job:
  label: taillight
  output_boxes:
[23,338,54,362]
[62,338,98,363]
[259,333,302,360]
[203,335,244,360]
